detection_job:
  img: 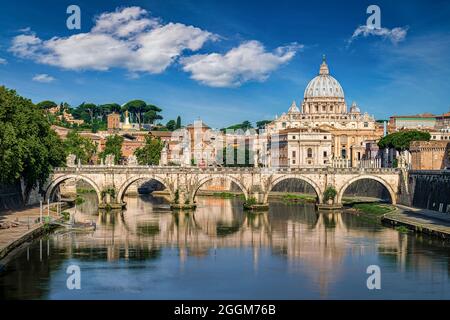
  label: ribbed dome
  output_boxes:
[304,57,345,99]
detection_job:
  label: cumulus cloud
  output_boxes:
[0,58,7,64]
[348,25,408,45]
[32,74,55,83]
[9,6,217,74]
[181,41,300,87]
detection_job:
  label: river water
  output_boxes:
[1,194,449,299]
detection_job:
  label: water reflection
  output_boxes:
[1,194,450,299]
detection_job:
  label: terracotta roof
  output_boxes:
[390,113,436,119]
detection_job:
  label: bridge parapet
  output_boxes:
[53,165,400,175]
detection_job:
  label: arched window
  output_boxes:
[307,148,313,158]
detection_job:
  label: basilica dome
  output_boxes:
[304,57,345,99]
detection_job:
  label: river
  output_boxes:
[1,194,449,299]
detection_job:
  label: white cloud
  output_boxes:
[18,27,31,33]
[9,6,217,74]
[0,58,7,64]
[32,74,55,83]
[92,6,159,37]
[349,25,408,45]
[181,41,300,87]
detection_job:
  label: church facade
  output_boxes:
[265,57,384,168]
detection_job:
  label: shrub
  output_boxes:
[323,186,337,202]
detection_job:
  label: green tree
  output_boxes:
[134,135,164,165]
[99,103,121,119]
[36,100,58,110]
[256,120,272,129]
[0,86,66,200]
[72,102,99,124]
[144,105,163,125]
[224,121,254,132]
[378,130,431,151]
[64,131,97,164]
[166,120,176,131]
[100,135,123,164]
[176,116,181,129]
[123,100,147,128]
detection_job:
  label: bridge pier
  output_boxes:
[98,187,126,210]
[170,188,197,211]
[244,187,269,211]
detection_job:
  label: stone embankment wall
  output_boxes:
[408,170,450,213]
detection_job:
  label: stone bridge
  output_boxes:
[45,166,403,210]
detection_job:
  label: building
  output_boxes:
[265,57,383,167]
[430,128,450,141]
[435,112,450,129]
[58,110,84,126]
[268,128,332,167]
[389,113,437,132]
[107,112,121,132]
[410,140,450,170]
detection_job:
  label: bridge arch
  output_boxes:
[337,175,397,205]
[264,175,323,204]
[46,174,102,204]
[190,176,249,203]
[117,175,174,202]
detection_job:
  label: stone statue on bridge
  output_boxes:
[105,154,115,166]
[127,155,138,166]
[66,154,76,167]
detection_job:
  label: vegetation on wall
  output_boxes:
[323,186,337,202]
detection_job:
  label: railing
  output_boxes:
[53,165,400,174]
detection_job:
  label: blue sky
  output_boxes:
[0,0,449,128]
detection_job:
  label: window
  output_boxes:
[292,160,296,165]
[307,148,313,158]
[364,122,369,128]
[315,106,319,112]
[324,136,327,139]
[292,151,296,158]
[322,106,326,112]
[292,135,296,139]
[282,122,286,128]
[323,151,327,157]
[330,106,333,112]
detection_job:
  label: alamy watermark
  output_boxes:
[66,264,81,290]
[366,265,381,290]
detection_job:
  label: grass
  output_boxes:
[77,188,96,194]
[353,203,394,215]
[212,192,239,199]
[281,193,317,204]
[347,202,395,224]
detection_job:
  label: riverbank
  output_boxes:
[343,202,395,223]
[382,205,450,239]
[0,205,60,264]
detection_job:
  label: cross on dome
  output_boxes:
[319,54,329,75]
